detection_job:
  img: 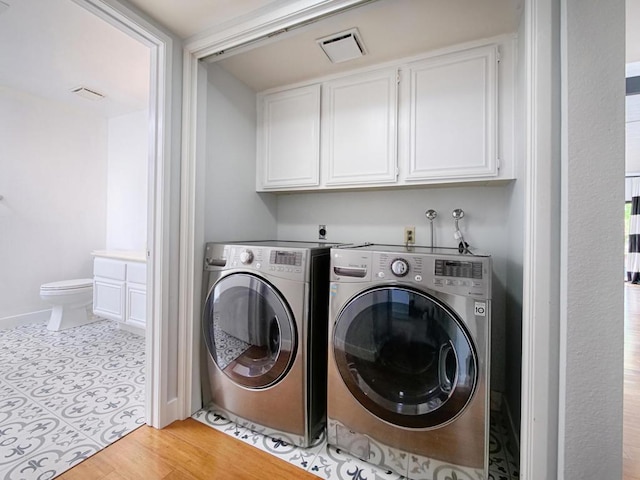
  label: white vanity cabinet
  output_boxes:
[256,84,320,190]
[400,44,499,182]
[93,253,147,331]
[321,68,398,186]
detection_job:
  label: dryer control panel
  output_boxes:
[204,243,309,282]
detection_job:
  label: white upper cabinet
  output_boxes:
[256,84,320,190]
[401,44,499,182]
[255,37,515,192]
[321,68,398,186]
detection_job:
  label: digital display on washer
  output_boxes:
[270,250,302,266]
[434,259,483,279]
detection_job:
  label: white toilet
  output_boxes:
[39,279,94,331]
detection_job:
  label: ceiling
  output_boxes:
[0,0,149,118]
[130,0,640,66]
[0,0,638,118]
[126,0,281,40]
[213,0,520,92]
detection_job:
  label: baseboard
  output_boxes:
[0,309,50,330]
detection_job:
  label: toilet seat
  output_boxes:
[40,279,93,292]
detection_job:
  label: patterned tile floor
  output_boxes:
[193,404,519,480]
[0,319,146,480]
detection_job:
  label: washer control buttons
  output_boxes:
[390,258,409,277]
[414,274,423,282]
[239,249,254,265]
[377,271,385,279]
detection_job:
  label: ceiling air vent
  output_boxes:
[71,86,106,101]
[317,28,366,64]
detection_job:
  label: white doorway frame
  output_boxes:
[73,0,177,428]
[519,0,561,478]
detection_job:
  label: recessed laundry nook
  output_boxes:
[184,1,524,479]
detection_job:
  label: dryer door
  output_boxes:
[333,286,477,429]
[203,273,296,389]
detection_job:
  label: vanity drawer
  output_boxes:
[94,257,126,280]
[127,262,147,284]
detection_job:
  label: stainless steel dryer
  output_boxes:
[327,244,491,479]
[202,241,335,447]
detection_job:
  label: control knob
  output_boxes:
[239,249,254,265]
[390,258,409,277]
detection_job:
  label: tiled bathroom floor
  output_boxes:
[193,404,519,480]
[0,319,145,480]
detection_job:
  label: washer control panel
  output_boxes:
[390,259,409,277]
[374,252,424,282]
[434,259,483,279]
[331,248,491,299]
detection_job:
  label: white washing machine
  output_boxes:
[327,244,491,479]
[202,240,337,447]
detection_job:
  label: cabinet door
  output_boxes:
[403,44,498,181]
[322,68,398,186]
[126,282,146,329]
[93,278,125,322]
[257,84,320,190]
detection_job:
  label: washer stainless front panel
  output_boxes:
[202,241,336,447]
[327,244,491,478]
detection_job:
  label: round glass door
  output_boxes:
[333,286,477,428]
[203,273,296,389]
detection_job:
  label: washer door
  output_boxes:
[203,273,296,389]
[333,286,477,428]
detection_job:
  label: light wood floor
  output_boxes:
[625,283,640,480]
[57,418,318,480]
[57,285,640,480]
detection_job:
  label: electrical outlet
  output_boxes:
[404,226,415,245]
[319,224,327,240]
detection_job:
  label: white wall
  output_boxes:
[0,86,107,322]
[558,0,624,477]
[277,185,510,392]
[203,63,277,243]
[106,110,148,251]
